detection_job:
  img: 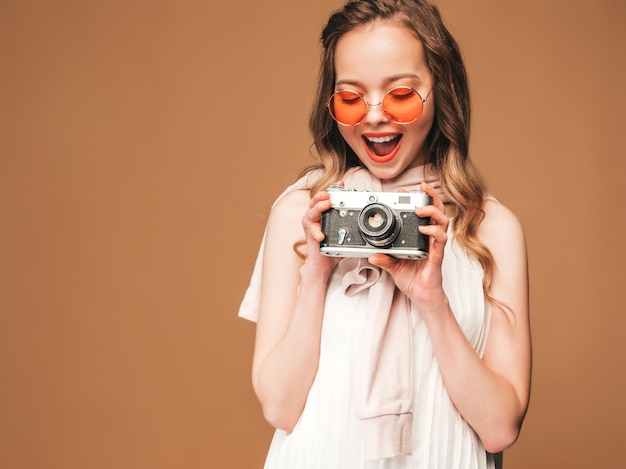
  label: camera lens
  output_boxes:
[357,203,401,247]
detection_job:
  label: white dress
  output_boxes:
[239,167,497,468]
[245,227,495,469]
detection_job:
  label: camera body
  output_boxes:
[320,185,432,259]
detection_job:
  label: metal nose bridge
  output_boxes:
[362,99,386,121]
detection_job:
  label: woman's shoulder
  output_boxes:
[478,194,526,252]
[268,188,311,227]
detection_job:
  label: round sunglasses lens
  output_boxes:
[383,88,423,123]
[329,91,366,125]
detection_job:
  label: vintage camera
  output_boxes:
[320,185,432,259]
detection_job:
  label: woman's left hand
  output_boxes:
[369,182,449,307]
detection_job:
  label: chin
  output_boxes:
[359,155,421,181]
[360,161,407,181]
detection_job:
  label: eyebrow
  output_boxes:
[335,73,422,88]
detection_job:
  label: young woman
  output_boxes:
[239,1,531,467]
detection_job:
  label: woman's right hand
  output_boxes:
[301,189,339,274]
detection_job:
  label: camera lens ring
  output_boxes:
[357,203,402,247]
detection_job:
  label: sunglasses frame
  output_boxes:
[327,85,434,126]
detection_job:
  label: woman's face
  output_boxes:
[333,21,435,180]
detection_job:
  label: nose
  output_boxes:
[363,99,389,125]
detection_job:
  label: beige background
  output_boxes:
[1,0,625,468]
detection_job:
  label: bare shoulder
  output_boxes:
[477,195,526,254]
[268,188,311,229]
[264,188,312,258]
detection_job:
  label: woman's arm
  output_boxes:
[424,198,530,452]
[252,189,336,432]
[371,186,531,453]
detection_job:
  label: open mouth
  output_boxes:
[363,134,402,162]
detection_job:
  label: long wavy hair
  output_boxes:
[302,0,496,301]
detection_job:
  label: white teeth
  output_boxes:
[366,135,397,143]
